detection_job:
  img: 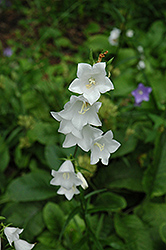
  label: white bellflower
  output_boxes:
[68,63,114,105]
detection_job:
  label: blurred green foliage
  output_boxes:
[0,0,166,249]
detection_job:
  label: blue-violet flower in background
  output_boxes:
[3,47,13,57]
[131,83,152,106]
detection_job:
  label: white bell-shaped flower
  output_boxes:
[14,239,35,250]
[90,130,121,165]
[108,28,121,46]
[68,63,114,105]
[4,227,23,246]
[63,125,103,152]
[50,160,82,190]
[57,185,80,200]
[77,172,88,189]
[51,112,82,138]
[51,95,102,132]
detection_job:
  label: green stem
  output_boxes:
[79,190,104,250]
[73,145,78,158]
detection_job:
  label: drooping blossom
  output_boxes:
[137,60,145,70]
[4,227,35,250]
[3,47,13,57]
[90,130,121,165]
[108,28,121,46]
[62,125,103,152]
[4,227,23,246]
[50,160,82,190]
[14,239,35,250]
[131,83,152,106]
[51,95,102,135]
[126,29,134,38]
[77,172,88,189]
[68,63,114,105]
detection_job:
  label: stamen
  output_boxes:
[78,102,90,114]
[86,77,96,88]
[138,90,143,95]
[94,142,105,151]
[63,172,70,180]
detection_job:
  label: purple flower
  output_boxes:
[131,83,152,106]
[3,47,13,57]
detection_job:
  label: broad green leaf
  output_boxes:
[27,122,58,145]
[33,243,58,250]
[85,189,107,200]
[113,130,138,157]
[113,68,136,97]
[2,202,44,241]
[86,34,111,52]
[45,144,64,169]
[94,192,127,212]
[135,202,166,249]
[143,132,166,197]
[37,231,59,248]
[148,71,166,110]
[114,213,153,250]
[116,48,137,69]
[5,170,56,201]
[94,159,143,192]
[159,223,166,244]
[43,202,65,234]
[59,206,80,241]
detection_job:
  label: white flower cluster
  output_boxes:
[4,226,35,250]
[50,61,120,200]
[50,160,88,200]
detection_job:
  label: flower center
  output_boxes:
[78,102,90,114]
[63,172,70,180]
[138,90,143,95]
[86,77,96,89]
[94,142,105,151]
[72,186,76,191]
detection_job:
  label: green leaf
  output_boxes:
[43,202,65,234]
[59,206,80,241]
[159,223,166,244]
[86,34,111,52]
[0,216,5,220]
[37,231,59,248]
[45,144,64,169]
[135,202,166,249]
[0,135,10,172]
[33,243,57,250]
[113,130,138,156]
[27,122,58,145]
[114,213,153,250]
[113,68,136,97]
[2,202,44,241]
[116,48,137,69]
[148,71,166,110]
[94,159,143,192]
[143,132,166,197]
[94,192,127,212]
[5,170,56,201]
[85,189,107,200]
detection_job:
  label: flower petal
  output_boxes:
[14,239,35,250]
[68,78,83,94]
